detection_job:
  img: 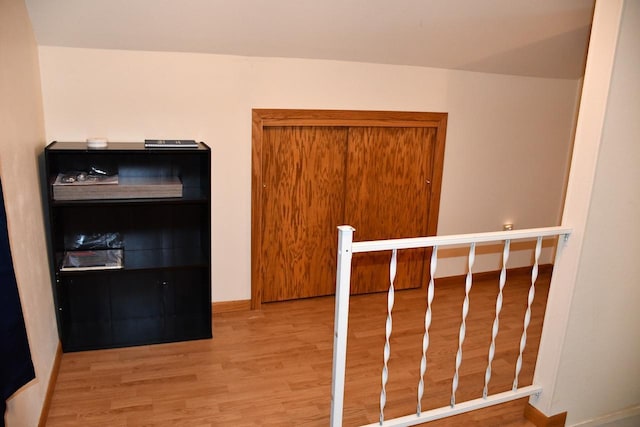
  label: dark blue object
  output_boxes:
[0,179,35,426]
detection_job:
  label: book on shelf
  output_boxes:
[144,139,198,148]
[61,249,124,271]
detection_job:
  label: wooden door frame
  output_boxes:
[251,109,448,309]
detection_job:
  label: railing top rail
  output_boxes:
[342,226,572,254]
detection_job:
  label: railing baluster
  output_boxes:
[483,239,511,398]
[451,242,476,407]
[417,246,438,415]
[513,236,542,390]
[380,249,397,425]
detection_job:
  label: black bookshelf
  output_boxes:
[44,141,212,351]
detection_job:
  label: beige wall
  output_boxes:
[555,0,640,424]
[532,0,640,425]
[0,0,58,425]
[37,47,580,302]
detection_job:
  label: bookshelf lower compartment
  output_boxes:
[59,268,211,352]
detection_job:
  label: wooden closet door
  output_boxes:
[345,127,435,294]
[261,126,348,302]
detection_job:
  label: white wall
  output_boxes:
[555,0,640,424]
[0,0,59,425]
[532,0,640,425]
[37,46,580,302]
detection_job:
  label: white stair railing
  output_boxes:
[330,226,571,427]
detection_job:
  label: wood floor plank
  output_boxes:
[46,269,546,426]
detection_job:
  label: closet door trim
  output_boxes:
[251,109,448,309]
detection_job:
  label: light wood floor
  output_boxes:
[46,269,550,426]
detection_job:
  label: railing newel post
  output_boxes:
[330,225,355,427]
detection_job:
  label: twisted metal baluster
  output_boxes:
[380,249,397,425]
[483,239,511,398]
[513,236,542,390]
[417,246,438,415]
[451,242,476,407]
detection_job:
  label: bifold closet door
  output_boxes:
[261,126,348,302]
[345,127,435,294]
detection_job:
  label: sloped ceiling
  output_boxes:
[25,0,595,79]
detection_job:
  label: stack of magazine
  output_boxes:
[53,172,182,200]
[53,172,119,200]
[61,249,123,271]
